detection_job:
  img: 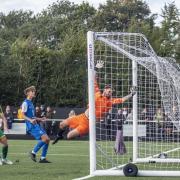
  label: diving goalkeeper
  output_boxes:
[52,61,136,144]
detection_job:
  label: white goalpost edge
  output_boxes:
[132,59,138,163]
[74,31,97,180]
[76,31,180,179]
[87,31,96,175]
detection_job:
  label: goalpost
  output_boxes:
[86,31,180,178]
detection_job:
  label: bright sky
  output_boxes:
[0,0,179,24]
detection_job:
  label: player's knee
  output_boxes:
[67,130,80,139]
[3,144,8,148]
[44,136,50,144]
[60,122,65,129]
[1,136,8,145]
[41,135,50,144]
[66,133,71,140]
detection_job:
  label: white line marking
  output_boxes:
[9,145,88,148]
[9,152,89,157]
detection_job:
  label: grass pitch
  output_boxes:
[0,140,179,180]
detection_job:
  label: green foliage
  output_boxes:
[158,2,180,61]
[93,0,151,31]
[0,0,179,106]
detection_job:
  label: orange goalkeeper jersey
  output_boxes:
[94,80,124,120]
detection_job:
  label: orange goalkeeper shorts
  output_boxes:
[66,113,89,136]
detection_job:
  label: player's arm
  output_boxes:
[35,117,46,122]
[95,60,104,95]
[21,112,37,124]
[122,87,136,102]
[93,69,101,96]
[1,113,8,131]
[112,87,136,104]
[112,98,124,104]
[94,78,101,94]
[21,102,36,124]
[22,113,45,123]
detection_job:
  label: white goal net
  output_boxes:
[87,31,180,177]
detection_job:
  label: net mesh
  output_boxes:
[92,32,180,171]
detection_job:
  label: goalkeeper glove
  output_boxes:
[130,87,137,97]
[95,60,104,69]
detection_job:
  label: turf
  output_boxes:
[0,140,179,180]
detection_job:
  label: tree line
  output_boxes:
[0,0,179,107]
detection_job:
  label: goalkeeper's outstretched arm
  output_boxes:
[94,61,104,95]
[122,87,136,102]
[112,87,136,104]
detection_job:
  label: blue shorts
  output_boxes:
[27,124,47,140]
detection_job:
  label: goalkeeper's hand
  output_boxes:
[95,60,104,69]
[130,87,137,97]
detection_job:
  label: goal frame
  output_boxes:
[82,31,180,179]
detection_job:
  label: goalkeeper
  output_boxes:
[52,61,136,144]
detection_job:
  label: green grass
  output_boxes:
[0,140,179,180]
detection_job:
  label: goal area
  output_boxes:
[86,31,180,178]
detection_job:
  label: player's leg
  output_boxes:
[66,129,80,139]
[29,125,50,162]
[66,114,89,139]
[52,118,74,145]
[114,129,126,155]
[39,134,51,163]
[0,133,13,165]
[58,119,69,138]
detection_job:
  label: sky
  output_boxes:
[0,0,179,24]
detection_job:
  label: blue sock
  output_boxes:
[41,143,49,159]
[33,140,46,154]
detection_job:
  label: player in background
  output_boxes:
[0,108,13,165]
[52,61,136,144]
[21,86,51,163]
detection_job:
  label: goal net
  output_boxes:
[87,31,180,177]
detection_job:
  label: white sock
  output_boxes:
[40,157,45,160]
[32,151,36,154]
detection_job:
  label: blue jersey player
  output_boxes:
[21,86,51,163]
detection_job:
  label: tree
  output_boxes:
[0,0,179,107]
[158,2,180,60]
[11,36,61,105]
[92,0,151,31]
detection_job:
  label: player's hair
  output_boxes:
[104,85,111,89]
[24,86,36,95]
[104,85,115,92]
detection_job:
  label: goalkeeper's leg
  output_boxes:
[52,115,80,145]
[66,113,89,139]
[52,113,89,144]
[52,120,68,145]
[66,129,80,139]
